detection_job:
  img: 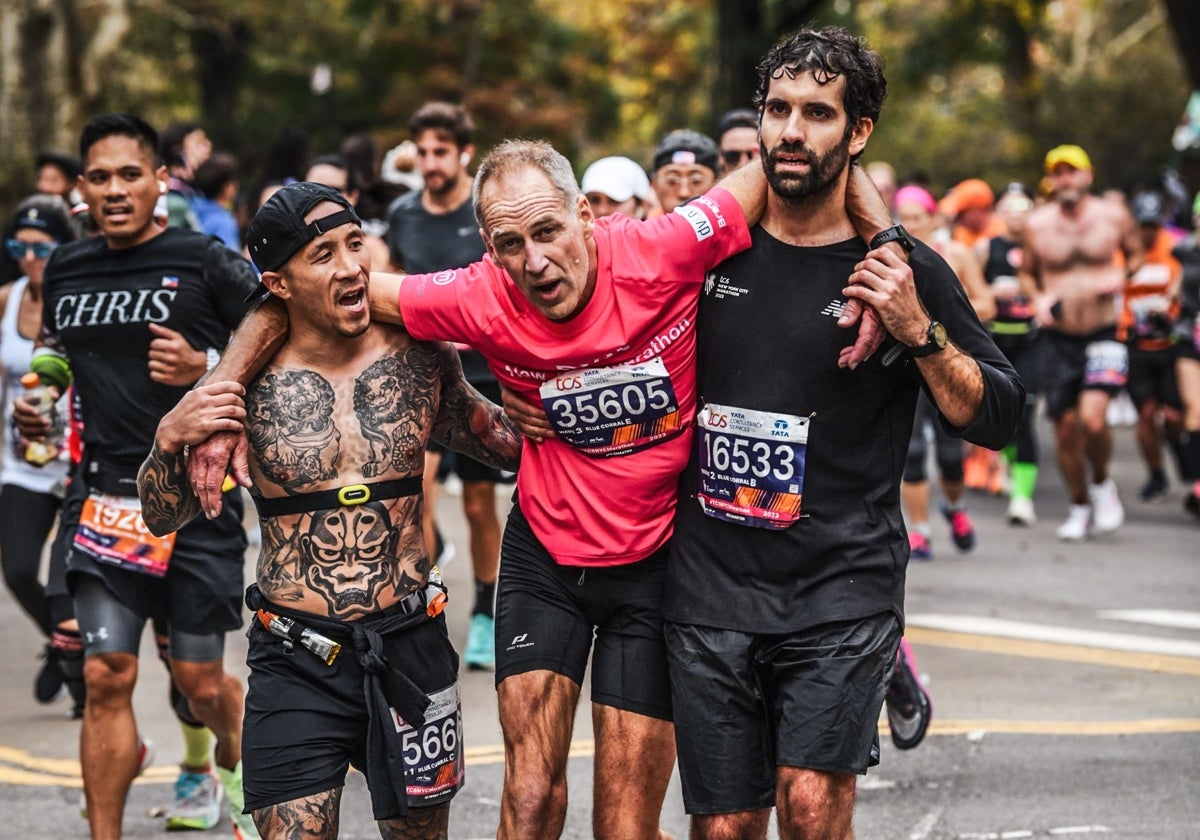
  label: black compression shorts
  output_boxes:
[666,611,901,814]
[1127,345,1182,410]
[494,499,672,720]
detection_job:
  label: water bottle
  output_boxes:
[19,372,64,466]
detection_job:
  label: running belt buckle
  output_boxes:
[337,484,370,506]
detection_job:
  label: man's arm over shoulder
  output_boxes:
[430,343,521,472]
[139,381,248,535]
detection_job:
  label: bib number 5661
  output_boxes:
[402,716,458,765]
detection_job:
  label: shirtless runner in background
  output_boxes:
[1021,145,1144,541]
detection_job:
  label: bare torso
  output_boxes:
[248,327,440,620]
[1024,195,1130,336]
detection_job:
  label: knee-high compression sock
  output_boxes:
[1010,463,1039,501]
[50,627,85,717]
[473,579,496,619]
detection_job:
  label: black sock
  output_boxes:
[473,579,496,619]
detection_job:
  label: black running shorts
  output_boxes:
[494,499,672,721]
[1040,327,1128,420]
[1127,345,1182,410]
[666,611,901,815]
[242,609,461,818]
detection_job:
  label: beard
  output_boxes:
[761,134,850,202]
[425,170,459,197]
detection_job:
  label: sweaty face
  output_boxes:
[896,201,935,241]
[79,135,167,249]
[481,166,596,322]
[719,126,760,174]
[758,70,867,202]
[36,165,71,198]
[416,129,467,197]
[10,229,56,286]
[274,200,371,338]
[585,192,639,219]
[305,163,357,205]
[1048,164,1092,210]
[653,164,717,213]
[996,194,1032,237]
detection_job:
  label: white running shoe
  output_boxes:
[1089,478,1125,534]
[1056,503,1092,541]
[1006,496,1037,526]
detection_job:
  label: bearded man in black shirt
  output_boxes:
[662,28,1024,839]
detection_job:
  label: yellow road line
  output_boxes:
[2,721,1197,785]
[906,626,1200,676]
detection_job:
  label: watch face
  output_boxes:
[931,322,948,348]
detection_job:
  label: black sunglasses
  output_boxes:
[721,149,759,166]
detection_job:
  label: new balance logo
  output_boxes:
[821,299,847,319]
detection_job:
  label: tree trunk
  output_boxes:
[1162,0,1200,89]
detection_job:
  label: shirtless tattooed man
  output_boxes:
[137,182,521,839]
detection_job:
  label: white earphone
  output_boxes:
[460,153,470,166]
[159,181,168,194]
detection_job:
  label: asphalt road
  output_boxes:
[1,417,1197,838]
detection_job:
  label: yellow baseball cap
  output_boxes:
[1044,144,1092,174]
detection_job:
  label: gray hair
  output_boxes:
[472,140,581,230]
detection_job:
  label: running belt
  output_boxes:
[253,476,422,518]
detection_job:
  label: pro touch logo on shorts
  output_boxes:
[674,204,714,242]
[507,633,534,652]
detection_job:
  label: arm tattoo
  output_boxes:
[431,346,522,471]
[352,350,438,477]
[137,441,203,535]
[247,370,340,492]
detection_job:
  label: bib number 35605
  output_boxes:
[695,403,809,530]
[539,356,683,457]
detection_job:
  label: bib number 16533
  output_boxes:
[696,403,808,530]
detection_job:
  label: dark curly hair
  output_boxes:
[753,27,887,132]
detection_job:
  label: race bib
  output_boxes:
[1083,339,1129,388]
[695,403,808,530]
[539,356,684,457]
[74,492,177,578]
[991,276,1034,323]
[1129,294,1173,340]
[391,683,464,807]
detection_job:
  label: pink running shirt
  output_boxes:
[399,189,750,566]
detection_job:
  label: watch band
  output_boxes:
[868,225,916,254]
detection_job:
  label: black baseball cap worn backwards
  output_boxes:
[247,181,360,274]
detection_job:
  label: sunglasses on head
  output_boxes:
[721,149,759,166]
[5,239,57,261]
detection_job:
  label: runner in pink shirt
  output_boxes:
[188,139,893,839]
